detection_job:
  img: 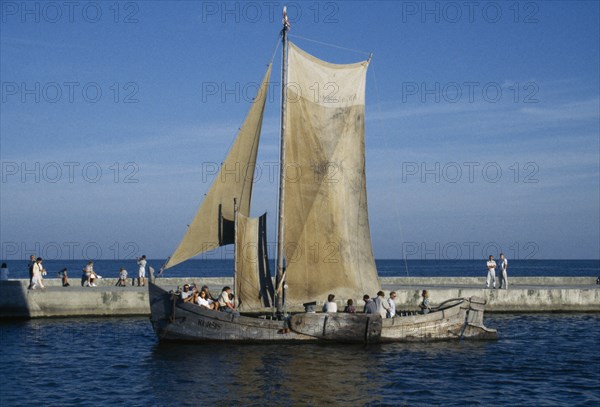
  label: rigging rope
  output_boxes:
[369,61,410,277]
[288,34,372,56]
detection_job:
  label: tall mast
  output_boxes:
[275,7,290,314]
[233,198,238,308]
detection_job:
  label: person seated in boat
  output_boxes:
[196,289,217,310]
[201,286,219,310]
[180,284,196,303]
[363,295,377,314]
[201,285,216,301]
[374,291,390,318]
[322,294,337,312]
[116,268,128,286]
[218,286,238,314]
[419,290,431,314]
[58,268,70,287]
[344,299,356,313]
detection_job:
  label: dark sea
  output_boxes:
[1,259,599,405]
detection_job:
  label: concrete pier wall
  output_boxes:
[1,277,598,318]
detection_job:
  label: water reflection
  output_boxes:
[148,342,386,405]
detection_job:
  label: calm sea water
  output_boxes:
[1,314,598,405]
[2,259,599,280]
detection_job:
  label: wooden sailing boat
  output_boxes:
[148,10,497,343]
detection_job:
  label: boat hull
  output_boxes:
[149,282,497,343]
[380,297,498,342]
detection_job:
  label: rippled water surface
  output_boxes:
[1,314,599,406]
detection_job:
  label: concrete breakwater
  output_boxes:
[1,277,598,318]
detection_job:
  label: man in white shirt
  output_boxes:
[486,255,497,289]
[137,255,147,287]
[499,253,508,289]
[387,291,397,318]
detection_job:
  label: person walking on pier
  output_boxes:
[31,257,45,289]
[499,253,508,289]
[486,255,497,289]
[137,255,147,287]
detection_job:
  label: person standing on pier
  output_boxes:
[0,263,9,280]
[30,257,45,289]
[137,255,147,287]
[499,253,508,289]
[486,255,497,289]
[27,255,35,288]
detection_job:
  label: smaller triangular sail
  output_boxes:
[164,65,272,270]
[236,213,274,311]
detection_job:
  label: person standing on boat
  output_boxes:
[387,291,397,318]
[374,291,390,318]
[419,290,431,314]
[137,255,147,287]
[486,255,497,289]
[363,294,377,314]
[498,253,508,289]
[323,294,337,312]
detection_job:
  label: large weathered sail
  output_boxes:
[235,212,274,311]
[283,43,381,303]
[164,65,272,269]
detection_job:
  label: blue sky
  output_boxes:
[1,1,599,261]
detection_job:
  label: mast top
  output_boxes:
[282,6,291,33]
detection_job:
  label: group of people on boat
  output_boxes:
[179,284,239,315]
[322,290,432,317]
